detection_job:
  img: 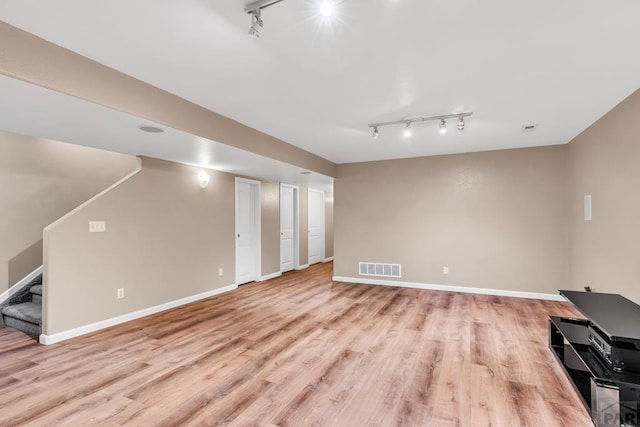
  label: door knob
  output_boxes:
[237,234,240,238]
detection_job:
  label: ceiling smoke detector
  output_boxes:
[521,124,538,133]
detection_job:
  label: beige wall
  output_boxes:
[325,192,334,259]
[42,156,332,335]
[0,130,137,294]
[261,181,280,277]
[568,89,640,302]
[43,157,236,334]
[334,146,569,294]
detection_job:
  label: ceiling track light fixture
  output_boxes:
[403,122,413,138]
[457,116,465,131]
[244,0,285,39]
[320,1,334,17]
[245,0,334,38]
[439,119,447,134]
[247,8,264,39]
[372,126,379,139]
[368,112,473,139]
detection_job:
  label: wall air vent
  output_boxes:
[359,262,401,278]
[521,124,538,132]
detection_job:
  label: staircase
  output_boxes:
[1,275,42,338]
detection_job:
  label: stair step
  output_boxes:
[3,316,41,337]
[30,285,42,296]
[2,302,42,325]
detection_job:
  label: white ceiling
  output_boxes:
[0,75,334,192]
[1,0,639,164]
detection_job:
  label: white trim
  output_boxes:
[44,158,142,232]
[39,283,237,345]
[296,264,309,270]
[331,276,566,301]
[294,187,299,269]
[323,257,334,263]
[258,272,282,282]
[0,265,43,304]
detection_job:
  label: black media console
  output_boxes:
[550,291,640,426]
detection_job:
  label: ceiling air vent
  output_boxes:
[359,262,401,278]
[521,124,538,133]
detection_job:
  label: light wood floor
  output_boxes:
[0,262,591,426]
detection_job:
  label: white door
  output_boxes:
[236,179,260,285]
[280,185,296,272]
[308,189,324,265]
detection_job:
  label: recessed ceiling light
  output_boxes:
[138,125,164,133]
[300,171,311,175]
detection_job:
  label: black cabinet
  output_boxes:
[550,291,640,426]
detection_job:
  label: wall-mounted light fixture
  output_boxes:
[198,172,210,189]
[369,112,473,139]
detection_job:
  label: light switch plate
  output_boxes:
[584,195,592,221]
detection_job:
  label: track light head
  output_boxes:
[457,116,465,131]
[403,122,413,138]
[372,126,379,139]
[439,119,447,134]
[248,9,263,39]
[320,1,334,17]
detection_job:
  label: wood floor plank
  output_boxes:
[0,262,592,426]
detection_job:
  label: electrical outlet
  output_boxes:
[117,288,124,299]
[218,268,224,277]
[443,266,449,275]
[89,221,106,233]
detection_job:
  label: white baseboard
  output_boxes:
[323,257,334,263]
[0,265,43,305]
[39,283,237,345]
[296,264,309,271]
[331,276,566,301]
[258,272,282,282]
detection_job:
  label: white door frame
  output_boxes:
[280,183,299,272]
[235,177,261,285]
[308,188,325,265]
